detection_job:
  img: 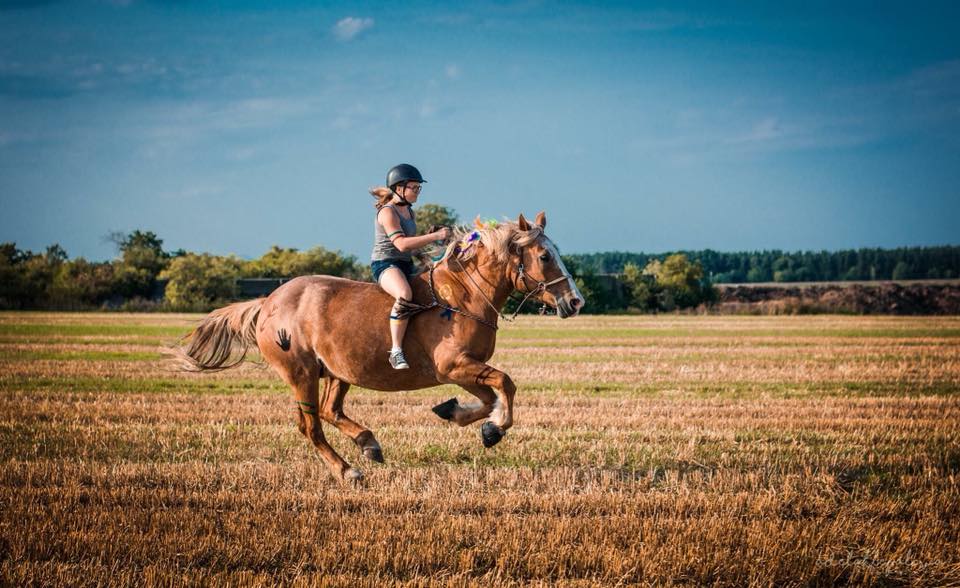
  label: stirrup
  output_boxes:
[389,349,409,370]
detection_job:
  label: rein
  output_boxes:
[427,246,571,331]
[428,265,500,330]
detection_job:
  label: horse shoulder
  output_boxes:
[432,331,498,376]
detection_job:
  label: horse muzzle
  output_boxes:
[556,295,584,318]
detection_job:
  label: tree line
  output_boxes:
[0,231,369,311]
[568,246,960,283]
[4,205,955,313]
[0,226,726,314]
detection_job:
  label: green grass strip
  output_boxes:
[499,327,960,339]
[0,376,288,396]
[1,375,956,399]
[0,324,189,337]
[0,349,164,362]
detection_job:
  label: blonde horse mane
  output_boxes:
[435,220,544,267]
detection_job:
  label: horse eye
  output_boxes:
[539,252,551,262]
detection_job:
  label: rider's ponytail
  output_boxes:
[370,186,394,210]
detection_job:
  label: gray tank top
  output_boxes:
[371,204,417,261]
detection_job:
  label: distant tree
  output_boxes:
[0,243,31,308]
[568,257,617,313]
[746,266,769,283]
[109,230,167,274]
[45,244,68,264]
[0,243,74,308]
[20,255,58,306]
[772,255,794,282]
[242,246,364,279]
[892,261,911,281]
[773,269,795,282]
[621,261,655,310]
[160,254,242,306]
[109,230,169,298]
[50,258,115,307]
[643,253,715,309]
[415,203,460,235]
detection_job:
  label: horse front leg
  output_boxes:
[432,384,496,427]
[438,358,516,448]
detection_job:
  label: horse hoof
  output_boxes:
[355,431,384,463]
[363,446,385,463]
[343,468,364,483]
[432,398,458,421]
[481,421,505,448]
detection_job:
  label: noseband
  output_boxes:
[512,257,571,315]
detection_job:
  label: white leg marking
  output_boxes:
[490,398,505,427]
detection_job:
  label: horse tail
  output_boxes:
[174,298,265,372]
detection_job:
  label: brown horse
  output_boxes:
[176,212,584,482]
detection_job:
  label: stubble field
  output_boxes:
[1,312,959,586]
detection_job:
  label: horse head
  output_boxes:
[442,211,585,319]
[510,211,585,318]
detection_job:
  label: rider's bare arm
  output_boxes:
[379,208,450,252]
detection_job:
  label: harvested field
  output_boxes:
[1,312,959,586]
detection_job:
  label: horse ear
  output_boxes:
[535,211,546,229]
[517,214,530,231]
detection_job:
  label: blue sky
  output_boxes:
[1,0,958,262]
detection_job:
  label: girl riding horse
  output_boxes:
[369,164,451,369]
[176,211,584,483]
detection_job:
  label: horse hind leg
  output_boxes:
[290,373,363,483]
[319,377,384,464]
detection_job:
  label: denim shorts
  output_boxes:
[371,258,415,283]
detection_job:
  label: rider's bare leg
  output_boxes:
[378,267,412,350]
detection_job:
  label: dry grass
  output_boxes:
[1,312,959,586]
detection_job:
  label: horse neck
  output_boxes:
[434,252,515,317]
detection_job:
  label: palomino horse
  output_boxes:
[176,212,584,482]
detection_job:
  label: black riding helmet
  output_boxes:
[386,163,427,190]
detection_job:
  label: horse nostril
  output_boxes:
[570,298,582,309]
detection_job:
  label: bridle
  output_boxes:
[427,241,572,330]
[503,253,571,318]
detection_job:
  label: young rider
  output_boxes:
[370,164,452,369]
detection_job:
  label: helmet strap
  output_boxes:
[392,182,413,207]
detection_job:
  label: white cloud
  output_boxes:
[334,17,374,41]
[444,64,461,79]
[738,117,783,143]
[419,101,436,118]
[226,146,258,162]
[136,96,318,160]
[159,183,225,201]
[330,103,370,130]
